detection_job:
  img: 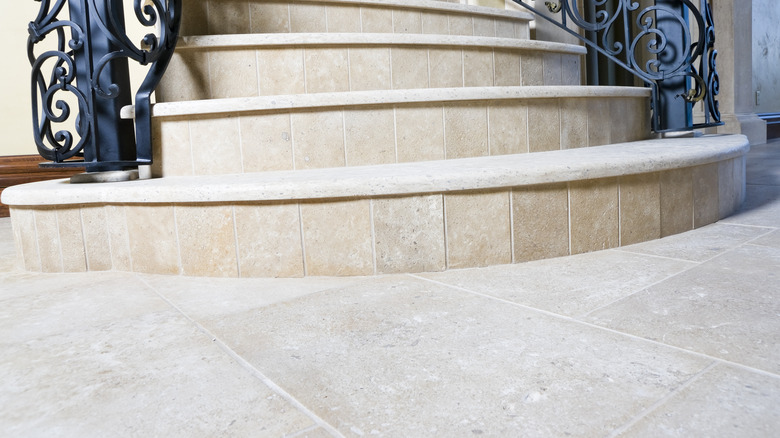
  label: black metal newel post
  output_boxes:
[28,0,181,175]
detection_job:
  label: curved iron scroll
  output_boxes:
[513,0,721,132]
[28,0,181,171]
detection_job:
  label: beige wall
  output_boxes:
[753,0,780,114]
[1,4,39,156]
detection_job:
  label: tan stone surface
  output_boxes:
[34,208,62,273]
[155,118,193,177]
[291,110,346,170]
[473,17,496,37]
[570,178,619,254]
[344,108,396,166]
[561,54,581,85]
[300,200,373,276]
[560,98,588,149]
[521,53,544,86]
[587,99,611,147]
[157,51,210,102]
[495,19,516,38]
[234,204,304,278]
[10,208,40,272]
[448,15,473,36]
[289,3,327,33]
[249,2,290,33]
[693,163,720,228]
[488,102,528,155]
[240,113,294,172]
[463,50,494,87]
[421,12,449,35]
[429,49,463,88]
[512,183,569,262]
[444,104,488,158]
[528,99,560,152]
[348,48,392,91]
[445,191,511,269]
[660,167,694,237]
[188,116,243,175]
[208,50,258,99]
[391,48,429,89]
[373,196,445,274]
[326,5,361,32]
[56,208,86,273]
[543,53,563,85]
[361,7,393,33]
[493,51,521,87]
[305,48,349,93]
[257,48,305,95]
[619,172,661,246]
[80,206,112,271]
[207,0,250,34]
[105,205,132,272]
[126,205,180,275]
[395,105,445,162]
[393,10,422,34]
[176,205,238,277]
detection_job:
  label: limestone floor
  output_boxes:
[1,139,779,437]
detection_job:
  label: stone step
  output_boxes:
[181,0,532,39]
[136,86,651,177]
[158,34,585,102]
[2,135,749,277]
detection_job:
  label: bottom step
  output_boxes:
[2,135,748,277]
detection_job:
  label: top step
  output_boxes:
[181,0,533,39]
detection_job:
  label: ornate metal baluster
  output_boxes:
[513,0,722,132]
[28,0,181,174]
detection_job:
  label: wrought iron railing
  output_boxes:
[513,0,722,132]
[28,0,181,173]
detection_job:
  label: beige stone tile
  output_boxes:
[421,12,449,35]
[179,1,208,36]
[326,5,361,32]
[448,15,473,36]
[207,0,250,34]
[495,19,515,38]
[750,229,780,250]
[494,51,522,86]
[463,50,494,87]
[344,108,396,166]
[156,51,210,102]
[233,204,303,278]
[609,98,635,143]
[428,49,463,88]
[291,110,345,170]
[348,48,392,91]
[527,99,561,152]
[289,3,327,33]
[10,208,40,272]
[543,53,563,85]
[516,22,531,39]
[189,116,243,175]
[444,104,488,159]
[34,208,63,273]
[373,196,445,274]
[3,213,22,272]
[561,54,581,85]
[512,183,570,262]
[392,10,421,34]
[588,245,780,373]
[619,172,661,246]
[560,98,588,149]
[105,204,132,272]
[570,178,619,254]
[300,200,373,276]
[361,7,393,33]
[175,205,238,277]
[257,48,305,95]
[155,118,193,177]
[391,48,429,89]
[240,113,294,172]
[521,53,544,86]
[80,206,112,271]
[624,364,780,437]
[209,276,710,437]
[445,191,511,269]
[126,205,180,275]
[472,17,495,37]
[305,48,349,93]
[249,2,290,33]
[693,163,720,228]
[587,99,611,146]
[421,250,695,317]
[56,208,86,273]
[660,167,694,237]
[395,105,445,162]
[488,102,527,155]
[718,157,741,219]
[618,223,769,263]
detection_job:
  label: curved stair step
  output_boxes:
[3,135,749,277]
[158,34,586,102]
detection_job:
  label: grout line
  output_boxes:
[617,179,622,247]
[341,110,348,166]
[172,205,183,275]
[370,199,377,276]
[392,107,399,163]
[409,274,780,381]
[54,210,64,272]
[136,276,346,438]
[298,204,308,276]
[566,182,572,255]
[285,425,328,438]
[79,208,90,271]
[606,361,719,438]
[509,189,515,264]
[232,206,241,278]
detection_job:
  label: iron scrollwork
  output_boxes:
[513,0,722,132]
[28,0,181,171]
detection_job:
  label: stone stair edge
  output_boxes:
[124,86,651,119]
[2,135,748,207]
[175,33,587,53]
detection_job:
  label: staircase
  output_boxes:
[3,0,748,277]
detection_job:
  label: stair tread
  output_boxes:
[3,135,748,206]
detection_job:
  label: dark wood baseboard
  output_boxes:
[0,155,84,218]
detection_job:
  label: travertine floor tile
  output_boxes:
[620,364,780,437]
[748,229,780,249]
[420,250,695,317]
[0,311,315,437]
[202,276,709,437]
[587,245,780,373]
[720,185,780,227]
[616,223,772,262]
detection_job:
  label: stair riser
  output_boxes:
[152,97,649,177]
[9,158,745,277]
[159,46,581,102]
[181,1,529,38]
